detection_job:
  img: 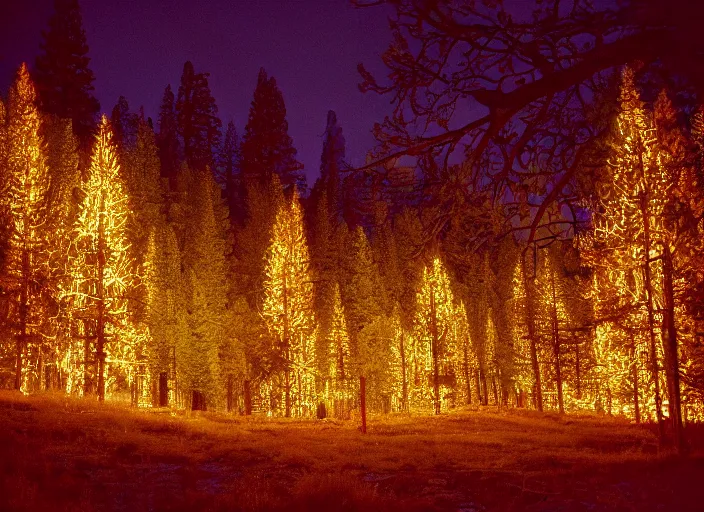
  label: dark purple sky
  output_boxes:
[1,0,393,183]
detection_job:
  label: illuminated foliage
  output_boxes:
[583,68,670,423]
[179,168,230,409]
[412,257,458,414]
[3,64,53,392]
[326,284,353,416]
[62,115,137,401]
[262,190,316,417]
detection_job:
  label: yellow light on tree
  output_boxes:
[4,63,52,392]
[412,257,457,415]
[327,283,352,415]
[62,115,136,401]
[262,190,316,417]
[584,67,669,427]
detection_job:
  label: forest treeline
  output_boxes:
[2,0,704,454]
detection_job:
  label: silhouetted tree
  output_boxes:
[240,68,304,193]
[157,85,180,182]
[34,0,99,145]
[176,61,222,172]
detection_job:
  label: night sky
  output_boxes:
[0,0,393,183]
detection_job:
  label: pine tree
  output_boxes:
[262,190,315,417]
[217,120,243,223]
[122,118,163,325]
[157,85,180,182]
[143,219,184,406]
[240,68,304,192]
[584,68,669,431]
[62,115,136,401]
[413,257,458,414]
[343,226,384,343]
[326,284,353,417]
[34,0,99,145]
[3,64,53,391]
[110,96,139,150]
[180,168,229,409]
[176,61,222,172]
[310,111,345,222]
[534,247,571,414]
[0,100,11,280]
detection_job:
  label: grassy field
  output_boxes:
[0,391,702,511]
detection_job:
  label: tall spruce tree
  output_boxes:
[311,111,345,222]
[4,64,53,391]
[240,68,304,192]
[110,96,139,151]
[179,168,229,410]
[63,115,136,401]
[176,61,222,172]
[157,85,180,181]
[262,190,315,417]
[219,120,242,222]
[34,0,99,145]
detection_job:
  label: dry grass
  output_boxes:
[0,390,702,511]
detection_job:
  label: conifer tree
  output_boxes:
[0,100,10,277]
[311,111,345,221]
[327,284,352,417]
[144,219,184,406]
[180,168,229,409]
[413,257,457,414]
[176,61,222,171]
[122,118,163,324]
[110,96,139,150]
[34,0,99,144]
[219,120,242,222]
[157,85,180,181]
[344,226,385,343]
[240,68,304,191]
[584,68,669,430]
[63,115,136,401]
[4,64,53,391]
[262,191,315,417]
[534,248,571,413]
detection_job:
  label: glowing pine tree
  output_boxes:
[413,257,457,414]
[63,115,136,401]
[584,67,669,427]
[452,301,477,406]
[534,249,570,413]
[262,190,316,417]
[4,64,52,391]
[327,284,352,416]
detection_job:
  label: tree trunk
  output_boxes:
[400,331,408,411]
[550,271,565,414]
[639,191,664,442]
[463,340,472,405]
[244,379,252,415]
[475,370,482,406]
[226,374,234,413]
[15,247,30,391]
[662,244,684,453]
[575,341,581,400]
[360,375,367,433]
[522,251,543,412]
[97,195,107,402]
[480,368,489,406]
[631,335,641,424]
[430,281,441,415]
[282,268,291,418]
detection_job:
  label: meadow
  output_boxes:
[1,391,702,511]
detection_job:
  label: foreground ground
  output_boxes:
[0,392,702,511]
